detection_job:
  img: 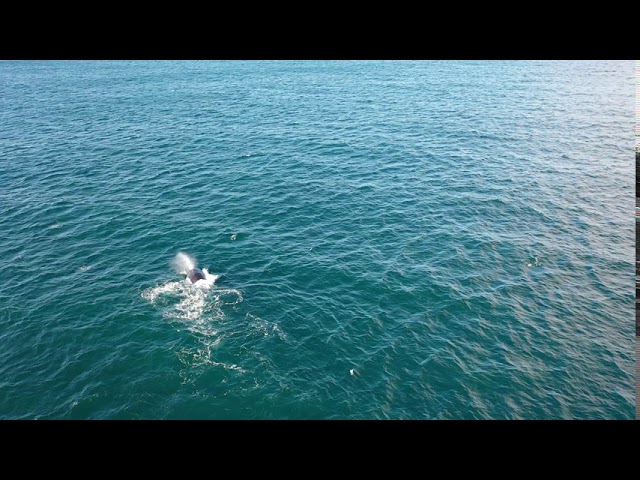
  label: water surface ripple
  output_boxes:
[0,61,633,419]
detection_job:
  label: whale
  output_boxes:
[186,267,206,284]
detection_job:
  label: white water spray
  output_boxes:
[172,251,196,275]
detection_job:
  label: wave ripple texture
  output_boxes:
[0,61,633,419]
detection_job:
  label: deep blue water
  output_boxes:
[0,61,634,419]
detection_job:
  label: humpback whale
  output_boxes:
[186,267,206,284]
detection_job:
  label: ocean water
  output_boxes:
[0,60,634,419]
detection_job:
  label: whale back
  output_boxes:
[187,267,206,283]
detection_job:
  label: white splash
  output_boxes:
[526,256,541,267]
[172,251,196,275]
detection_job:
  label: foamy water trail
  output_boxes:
[143,252,241,329]
[142,279,243,325]
[143,253,281,381]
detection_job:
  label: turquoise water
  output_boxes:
[0,60,634,419]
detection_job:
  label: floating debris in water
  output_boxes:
[526,257,541,267]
